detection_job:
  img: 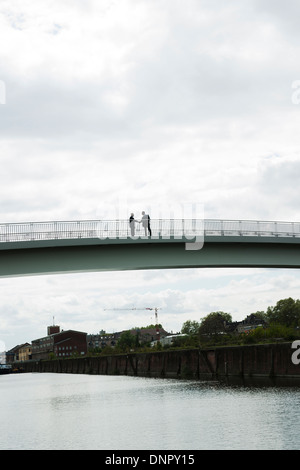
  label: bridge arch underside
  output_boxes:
[1,236,300,277]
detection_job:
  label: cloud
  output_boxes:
[2,266,300,349]
[1,0,300,349]
[1,0,297,144]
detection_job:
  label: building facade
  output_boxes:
[6,344,30,364]
[18,343,32,362]
[53,330,87,358]
[31,327,87,361]
[87,332,120,350]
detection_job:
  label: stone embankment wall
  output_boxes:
[20,342,300,380]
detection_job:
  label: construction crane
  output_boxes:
[145,307,161,341]
[104,307,162,341]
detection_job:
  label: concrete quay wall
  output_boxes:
[20,342,300,380]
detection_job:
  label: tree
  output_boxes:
[140,324,162,329]
[117,331,136,352]
[199,311,232,336]
[266,298,300,328]
[181,320,200,335]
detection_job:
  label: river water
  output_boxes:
[1,372,300,450]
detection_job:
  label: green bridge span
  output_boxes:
[0,218,300,277]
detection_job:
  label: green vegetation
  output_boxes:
[242,323,298,344]
[266,298,300,327]
[86,297,300,356]
[117,330,139,352]
[179,297,300,348]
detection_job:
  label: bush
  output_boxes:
[241,324,300,344]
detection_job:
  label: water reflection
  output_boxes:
[1,373,300,450]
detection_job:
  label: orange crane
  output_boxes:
[104,307,162,341]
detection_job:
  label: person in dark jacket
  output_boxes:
[141,211,152,236]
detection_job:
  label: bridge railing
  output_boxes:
[0,219,203,242]
[204,220,300,237]
[0,219,299,243]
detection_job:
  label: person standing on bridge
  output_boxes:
[129,213,138,236]
[141,211,152,236]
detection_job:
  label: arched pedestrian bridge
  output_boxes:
[0,218,300,277]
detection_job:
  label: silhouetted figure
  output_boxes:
[141,211,151,236]
[129,213,137,236]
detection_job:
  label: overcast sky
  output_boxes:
[1,0,300,351]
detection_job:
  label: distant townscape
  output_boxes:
[2,297,300,365]
[4,324,175,364]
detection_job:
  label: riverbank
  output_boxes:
[18,341,300,381]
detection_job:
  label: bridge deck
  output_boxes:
[0,219,300,247]
[0,219,300,276]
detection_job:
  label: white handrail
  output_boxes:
[0,218,299,243]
